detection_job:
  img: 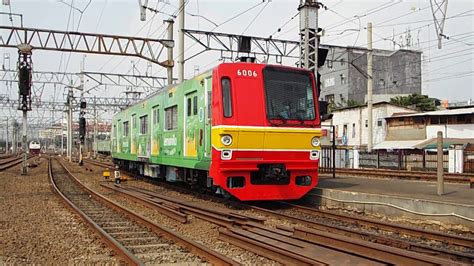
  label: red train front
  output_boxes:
[209,63,322,201]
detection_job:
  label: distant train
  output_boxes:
[96,140,111,155]
[29,140,41,155]
[112,62,322,201]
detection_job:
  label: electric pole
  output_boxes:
[93,96,97,159]
[165,19,174,85]
[367,22,373,152]
[67,84,73,162]
[430,0,448,49]
[5,117,8,153]
[299,0,323,75]
[178,0,185,82]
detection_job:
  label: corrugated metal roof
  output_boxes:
[389,107,474,118]
[373,140,426,150]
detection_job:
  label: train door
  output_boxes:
[204,77,212,159]
[151,105,160,156]
[184,91,198,157]
[131,114,137,155]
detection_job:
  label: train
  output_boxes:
[112,62,322,201]
[29,140,41,155]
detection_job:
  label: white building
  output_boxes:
[321,102,415,147]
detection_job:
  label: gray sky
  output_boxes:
[1,0,473,121]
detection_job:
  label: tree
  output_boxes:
[390,93,437,111]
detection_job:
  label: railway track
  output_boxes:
[101,183,463,265]
[48,157,236,265]
[82,158,472,264]
[250,202,474,264]
[0,155,34,171]
[326,168,473,183]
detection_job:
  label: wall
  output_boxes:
[323,103,414,147]
[426,124,474,138]
[349,49,422,104]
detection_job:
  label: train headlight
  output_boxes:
[221,135,233,146]
[311,137,320,147]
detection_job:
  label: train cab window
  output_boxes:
[222,78,232,117]
[165,105,178,130]
[140,115,148,134]
[123,121,129,137]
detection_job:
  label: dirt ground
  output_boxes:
[0,157,121,264]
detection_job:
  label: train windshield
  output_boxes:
[263,66,316,121]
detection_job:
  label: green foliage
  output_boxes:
[390,93,437,111]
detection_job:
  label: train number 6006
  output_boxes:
[237,69,257,77]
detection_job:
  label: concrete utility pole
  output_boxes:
[437,131,444,195]
[165,19,174,85]
[178,0,185,82]
[67,85,73,162]
[93,96,97,159]
[5,117,8,153]
[367,22,374,152]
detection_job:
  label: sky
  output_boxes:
[0,0,473,127]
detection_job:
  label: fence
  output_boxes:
[319,146,474,173]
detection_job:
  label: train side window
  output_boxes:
[123,121,129,137]
[187,98,192,117]
[152,106,159,124]
[222,78,232,117]
[165,105,178,130]
[140,115,148,134]
[193,95,198,115]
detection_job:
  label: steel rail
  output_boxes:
[0,155,34,171]
[327,168,473,183]
[281,201,474,249]
[249,204,472,264]
[48,158,142,265]
[56,158,238,266]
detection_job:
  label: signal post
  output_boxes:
[17,44,33,175]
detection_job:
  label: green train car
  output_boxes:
[112,62,322,201]
[112,69,213,181]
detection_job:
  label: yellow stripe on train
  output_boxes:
[211,125,322,151]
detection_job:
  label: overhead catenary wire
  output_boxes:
[241,1,270,35]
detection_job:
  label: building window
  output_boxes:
[222,78,232,117]
[140,115,148,134]
[340,74,346,84]
[339,94,344,103]
[430,117,438,124]
[152,106,159,125]
[378,79,385,87]
[440,116,447,124]
[340,58,344,66]
[325,94,335,104]
[123,121,129,137]
[352,123,356,138]
[365,120,368,127]
[377,119,382,127]
[165,105,178,130]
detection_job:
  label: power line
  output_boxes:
[241,1,270,35]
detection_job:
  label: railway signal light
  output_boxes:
[18,62,31,96]
[79,117,86,142]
